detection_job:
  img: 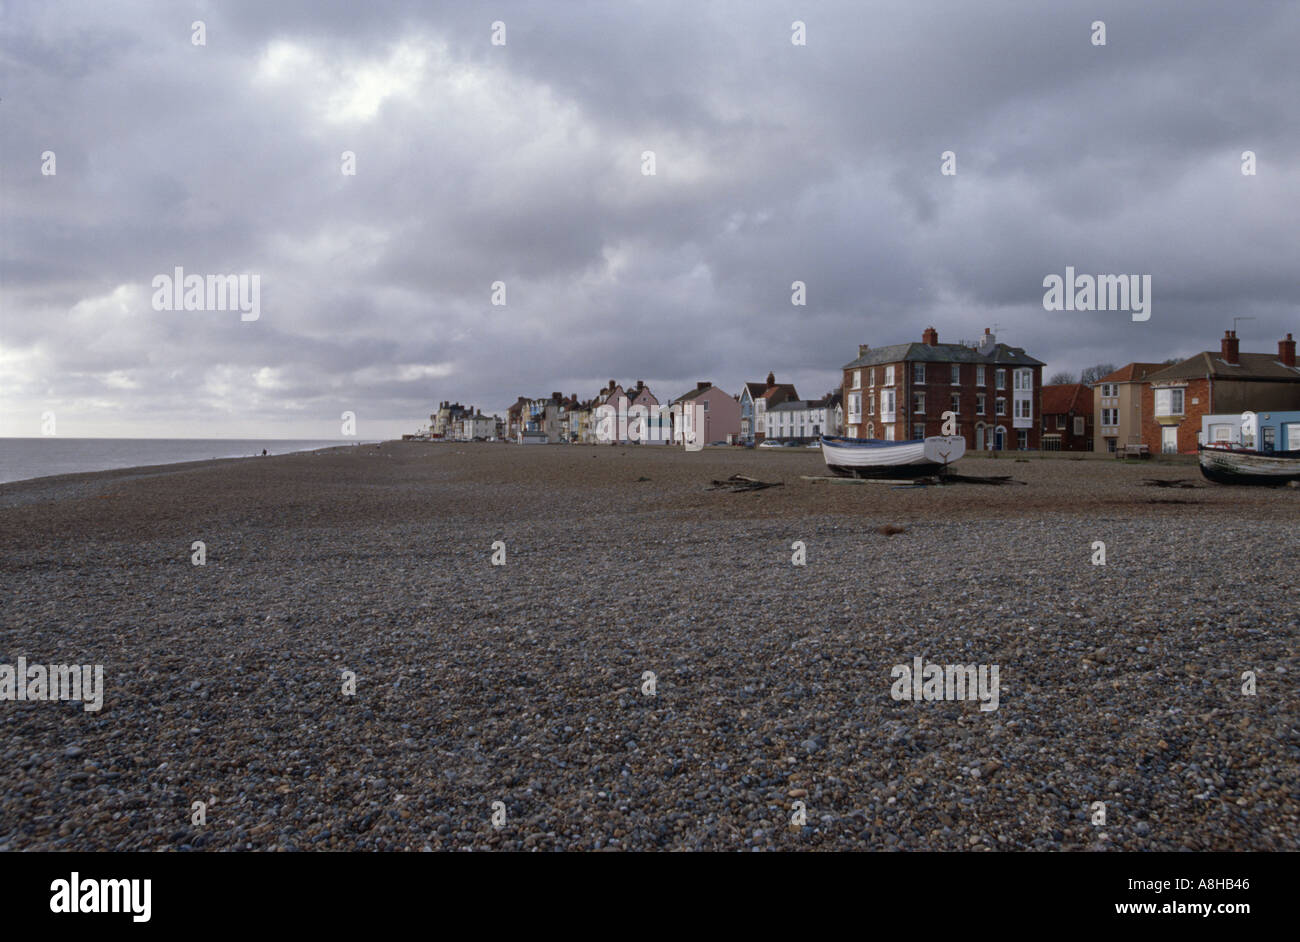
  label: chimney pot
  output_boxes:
[1222,330,1240,364]
[1280,332,1297,368]
[697,381,709,390]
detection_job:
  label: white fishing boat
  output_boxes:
[820,435,965,479]
[1198,444,1300,485]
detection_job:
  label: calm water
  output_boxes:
[0,438,374,485]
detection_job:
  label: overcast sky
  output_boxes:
[3,0,1298,439]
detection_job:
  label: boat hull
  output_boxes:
[1198,445,1300,485]
[820,435,965,479]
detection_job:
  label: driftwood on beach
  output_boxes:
[708,474,784,492]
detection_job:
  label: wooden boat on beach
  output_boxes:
[1198,443,1300,485]
[820,435,965,479]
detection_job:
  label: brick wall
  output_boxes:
[1141,378,1210,454]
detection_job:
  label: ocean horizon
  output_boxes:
[0,437,379,485]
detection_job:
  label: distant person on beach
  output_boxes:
[261,449,267,456]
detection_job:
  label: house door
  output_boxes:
[994,427,1004,450]
[975,425,984,450]
[1161,426,1178,454]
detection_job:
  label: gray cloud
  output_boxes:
[2,0,1298,437]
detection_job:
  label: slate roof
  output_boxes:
[842,341,1044,370]
[1144,352,1300,383]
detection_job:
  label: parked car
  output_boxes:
[758,439,783,448]
[805,442,822,449]
[707,440,729,447]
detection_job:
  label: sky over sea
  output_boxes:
[3,1,1298,438]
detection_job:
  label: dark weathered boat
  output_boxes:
[1198,443,1300,485]
[820,435,965,479]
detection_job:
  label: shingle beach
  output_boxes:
[1,442,1296,851]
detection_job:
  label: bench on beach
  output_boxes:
[1118,443,1149,459]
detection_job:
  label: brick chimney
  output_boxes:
[1280,333,1296,367]
[766,371,776,387]
[697,381,710,390]
[635,380,644,391]
[922,326,938,346]
[607,380,615,390]
[857,345,869,358]
[1221,330,1239,364]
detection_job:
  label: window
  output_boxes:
[884,366,895,386]
[1154,387,1185,416]
[951,393,960,414]
[853,370,861,390]
[1209,424,1232,442]
[866,422,874,438]
[996,398,1007,416]
[996,369,1006,390]
[868,368,875,387]
[867,393,874,415]
[1015,399,1032,420]
[951,364,961,385]
[1074,416,1085,436]
[914,363,926,384]
[1101,383,1117,398]
[977,393,986,415]
[881,388,896,420]
[883,425,895,441]
[702,400,709,412]
[1015,369,1032,391]
[1018,430,1028,450]
[913,392,926,414]
[1057,415,1066,430]
[912,423,926,441]
[1106,438,1117,453]
[976,366,986,386]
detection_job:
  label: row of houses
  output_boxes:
[838,325,1300,456]
[423,326,1300,454]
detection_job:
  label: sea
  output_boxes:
[0,438,377,485]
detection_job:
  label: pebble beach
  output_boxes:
[1,441,1296,851]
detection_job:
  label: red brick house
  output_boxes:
[1141,330,1300,454]
[1040,383,1094,451]
[842,327,1044,450]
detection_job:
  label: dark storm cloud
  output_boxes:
[2,0,1297,436]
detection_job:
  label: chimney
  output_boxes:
[1221,330,1239,364]
[856,346,869,359]
[608,380,615,390]
[1280,333,1296,368]
[766,371,776,386]
[922,326,938,346]
[636,380,644,390]
[697,381,710,390]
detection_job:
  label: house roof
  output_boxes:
[1098,362,1164,384]
[1144,351,1300,383]
[761,383,798,402]
[1042,383,1091,415]
[843,341,1044,370]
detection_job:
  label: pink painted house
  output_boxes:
[671,381,742,444]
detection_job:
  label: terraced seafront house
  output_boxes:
[1039,383,1093,452]
[1140,331,1300,455]
[670,381,742,444]
[842,327,1044,450]
[738,372,799,443]
[762,391,842,442]
[1093,363,1164,453]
